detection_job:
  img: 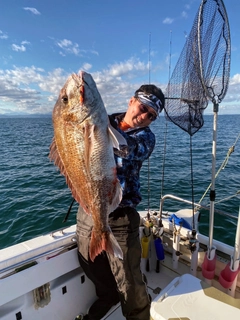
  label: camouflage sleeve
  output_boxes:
[114,127,155,161]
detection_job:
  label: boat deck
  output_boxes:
[103,261,173,320]
[1,209,240,320]
[102,257,240,320]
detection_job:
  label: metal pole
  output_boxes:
[208,102,218,257]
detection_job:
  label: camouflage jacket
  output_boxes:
[110,113,156,208]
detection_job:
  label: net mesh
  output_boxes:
[198,0,231,103]
[164,0,230,136]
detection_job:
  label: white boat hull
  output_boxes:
[0,209,239,320]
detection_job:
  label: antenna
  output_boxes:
[148,32,151,84]
[160,30,172,202]
[168,30,172,86]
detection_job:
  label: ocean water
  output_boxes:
[0,114,239,250]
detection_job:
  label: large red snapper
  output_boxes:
[49,71,125,262]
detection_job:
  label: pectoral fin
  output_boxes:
[108,124,127,150]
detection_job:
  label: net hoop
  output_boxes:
[197,0,231,104]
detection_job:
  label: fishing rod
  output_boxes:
[142,32,166,273]
[141,32,152,273]
[146,32,151,222]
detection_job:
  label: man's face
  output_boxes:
[124,97,157,128]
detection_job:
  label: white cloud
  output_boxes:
[90,50,99,56]
[11,41,30,52]
[56,38,99,57]
[90,58,163,113]
[0,60,153,115]
[23,7,41,15]
[38,68,67,93]
[12,44,26,52]
[231,73,240,84]
[0,62,239,116]
[81,63,92,71]
[22,41,30,45]
[222,73,240,111]
[163,17,174,25]
[57,39,72,48]
[56,39,80,56]
[181,11,188,18]
[0,30,8,39]
[108,59,146,77]
[0,66,58,114]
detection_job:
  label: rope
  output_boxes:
[214,190,240,205]
[197,133,240,207]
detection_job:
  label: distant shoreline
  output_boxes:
[0,113,239,119]
[0,114,52,118]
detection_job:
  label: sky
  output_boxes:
[0,0,239,116]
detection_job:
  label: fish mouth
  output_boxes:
[68,71,96,121]
[71,72,84,87]
[74,70,90,87]
[71,71,91,100]
[78,70,84,81]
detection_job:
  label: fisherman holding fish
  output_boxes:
[75,81,165,319]
[50,71,164,320]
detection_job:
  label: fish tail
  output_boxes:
[105,232,123,260]
[89,230,123,262]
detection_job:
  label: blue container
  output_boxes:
[154,238,165,260]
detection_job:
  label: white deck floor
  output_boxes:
[102,257,177,320]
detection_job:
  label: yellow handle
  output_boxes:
[141,236,150,258]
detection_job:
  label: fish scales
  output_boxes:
[49,71,123,261]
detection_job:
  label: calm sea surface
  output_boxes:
[0,114,239,249]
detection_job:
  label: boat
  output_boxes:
[1,0,239,319]
[0,199,240,319]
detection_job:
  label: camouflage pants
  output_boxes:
[76,206,150,320]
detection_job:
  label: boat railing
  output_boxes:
[0,241,77,279]
[159,194,238,220]
[0,225,77,276]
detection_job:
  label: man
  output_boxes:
[75,84,165,320]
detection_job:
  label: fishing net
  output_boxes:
[161,0,231,255]
[198,0,231,104]
[164,0,231,136]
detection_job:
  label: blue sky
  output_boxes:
[0,0,239,116]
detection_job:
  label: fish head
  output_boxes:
[53,71,102,124]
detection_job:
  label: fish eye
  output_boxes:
[62,95,68,103]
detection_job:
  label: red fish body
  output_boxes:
[49,71,124,261]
